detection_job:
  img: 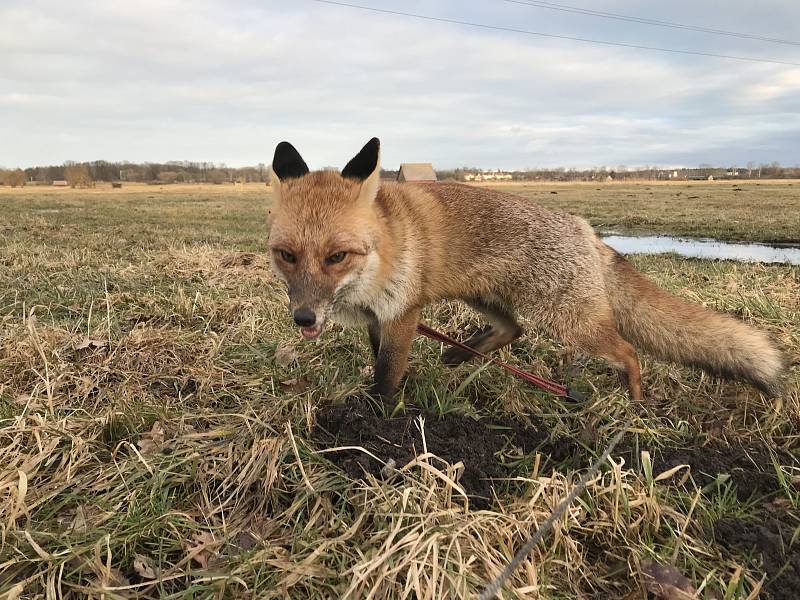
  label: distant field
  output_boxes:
[482,179,800,242]
[0,183,798,598]
[5,178,799,242]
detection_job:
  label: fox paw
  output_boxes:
[366,383,393,403]
[441,347,475,367]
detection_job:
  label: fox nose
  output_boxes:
[293,308,316,327]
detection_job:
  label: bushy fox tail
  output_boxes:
[606,250,785,396]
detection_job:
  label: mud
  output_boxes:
[314,399,797,508]
[715,510,800,600]
[637,440,799,597]
[313,398,800,595]
[655,441,795,500]
[311,399,798,506]
[312,399,575,508]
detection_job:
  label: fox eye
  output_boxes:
[279,250,296,264]
[326,251,347,265]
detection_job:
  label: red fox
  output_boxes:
[267,138,785,401]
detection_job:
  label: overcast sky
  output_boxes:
[1,0,798,169]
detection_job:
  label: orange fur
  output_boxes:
[268,140,786,400]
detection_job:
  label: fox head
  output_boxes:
[267,138,386,340]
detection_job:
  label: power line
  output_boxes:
[501,0,800,47]
[309,0,800,67]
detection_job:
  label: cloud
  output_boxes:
[1,0,798,168]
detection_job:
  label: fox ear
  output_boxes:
[270,141,309,204]
[270,141,309,182]
[342,138,379,180]
[342,137,380,203]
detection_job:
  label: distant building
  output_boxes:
[464,169,512,182]
[52,180,68,187]
[397,163,436,182]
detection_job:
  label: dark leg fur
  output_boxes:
[366,314,381,359]
[442,297,523,366]
[441,324,494,365]
[368,307,420,400]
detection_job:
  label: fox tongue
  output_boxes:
[301,325,322,340]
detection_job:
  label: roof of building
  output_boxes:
[397,163,436,182]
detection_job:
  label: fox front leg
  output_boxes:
[368,307,420,401]
[364,309,382,359]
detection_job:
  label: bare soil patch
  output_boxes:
[312,398,576,508]
[314,400,799,510]
[655,442,797,500]
[715,510,800,600]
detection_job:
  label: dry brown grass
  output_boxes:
[0,184,798,598]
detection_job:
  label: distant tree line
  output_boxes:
[65,164,94,188]
[1,169,26,187]
[438,162,798,182]
[2,160,798,187]
[0,160,270,186]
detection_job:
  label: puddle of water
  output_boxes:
[602,235,800,266]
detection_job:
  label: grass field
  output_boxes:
[1,182,798,598]
[480,179,800,243]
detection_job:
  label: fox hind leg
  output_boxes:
[442,297,523,366]
[605,337,642,401]
[440,323,492,365]
[567,318,642,401]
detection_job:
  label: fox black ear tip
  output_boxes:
[272,142,309,179]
